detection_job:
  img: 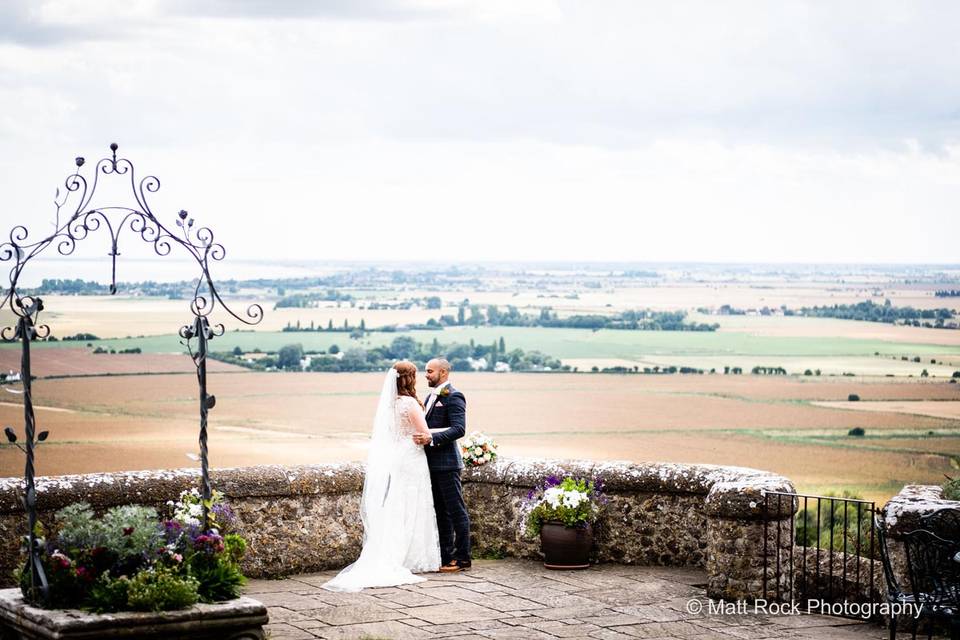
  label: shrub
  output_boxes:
[944,475,960,501]
[794,491,876,559]
[848,427,865,437]
[848,394,860,401]
[189,533,246,602]
[87,574,131,613]
[125,568,199,612]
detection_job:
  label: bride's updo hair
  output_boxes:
[393,361,423,408]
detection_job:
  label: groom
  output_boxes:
[412,358,472,572]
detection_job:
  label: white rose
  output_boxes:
[473,447,483,456]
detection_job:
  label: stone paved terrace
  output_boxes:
[244,559,913,640]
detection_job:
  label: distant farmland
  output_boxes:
[0,371,957,504]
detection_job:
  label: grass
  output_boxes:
[12,326,960,361]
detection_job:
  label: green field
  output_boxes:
[16,326,960,362]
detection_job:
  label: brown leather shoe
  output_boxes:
[439,559,471,573]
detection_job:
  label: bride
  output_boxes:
[321,361,441,591]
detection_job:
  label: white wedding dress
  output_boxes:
[322,369,441,592]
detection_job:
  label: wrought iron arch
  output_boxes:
[0,143,263,604]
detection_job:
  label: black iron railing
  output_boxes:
[763,490,880,618]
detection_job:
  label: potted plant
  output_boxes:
[15,489,247,612]
[524,475,605,569]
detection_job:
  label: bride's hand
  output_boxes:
[412,433,431,446]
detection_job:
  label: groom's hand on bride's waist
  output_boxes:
[412,432,432,446]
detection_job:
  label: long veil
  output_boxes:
[358,367,400,546]
[322,368,426,591]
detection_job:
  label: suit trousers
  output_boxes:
[429,468,471,564]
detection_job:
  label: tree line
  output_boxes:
[211,335,569,373]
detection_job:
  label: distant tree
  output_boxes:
[498,336,506,353]
[232,346,243,357]
[388,336,420,360]
[457,305,466,326]
[277,344,304,370]
[848,394,860,401]
[921,369,929,377]
[341,348,369,370]
[329,344,340,354]
[327,319,334,331]
[451,358,472,372]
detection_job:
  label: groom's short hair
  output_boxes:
[432,358,451,373]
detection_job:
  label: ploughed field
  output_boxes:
[0,370,957,504]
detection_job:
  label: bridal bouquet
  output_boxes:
[523,475,606,536]
[461,432,498,466]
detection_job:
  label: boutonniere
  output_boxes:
[438,386,451,397]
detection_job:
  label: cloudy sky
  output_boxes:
[0,0,957,265]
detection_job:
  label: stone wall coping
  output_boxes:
[0,457,793,517]
[882,484,959,535]
[0,589,267,637]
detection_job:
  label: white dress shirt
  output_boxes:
[424,381,451,414]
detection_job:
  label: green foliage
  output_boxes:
[800,300,955,326]
[189,553,245,603]
[794,491,877,559]
[87,574,132,613]
[525,477,602,537]
[943,474,960,501]
[23,499,248,612]
[125,568,199,612]
[54,503,161,576]
[848,394,860,401]
[277,343,304,370]
[847,427,865,437]
[100,505,163,568]
[223,534,247,565]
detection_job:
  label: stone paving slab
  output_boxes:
[243,558,932,640]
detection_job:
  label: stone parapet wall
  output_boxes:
[0,457,795,600]
[881,483,959,595]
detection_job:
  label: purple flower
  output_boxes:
[211,503,237,531]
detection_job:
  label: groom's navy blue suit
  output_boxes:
[424,384,471,565]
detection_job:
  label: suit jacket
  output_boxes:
[424,384,466,472]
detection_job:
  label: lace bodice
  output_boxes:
[394,395,423,437]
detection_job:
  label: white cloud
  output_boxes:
[0,0,957,264]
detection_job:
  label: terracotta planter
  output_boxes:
[540,521,593,570]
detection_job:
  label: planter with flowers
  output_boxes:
[523,476,606,570]
[0,488,266,639]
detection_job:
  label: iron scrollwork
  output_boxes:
[0,143,262,605]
